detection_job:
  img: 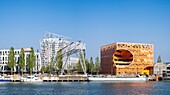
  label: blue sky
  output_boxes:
[0,0,170,62]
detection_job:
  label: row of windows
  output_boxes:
[0,57,19,61]
[154,66,169,69]
[0,55,39,62]
[0,51,20,55]
[117,44,153,49]
[0,60,40,64]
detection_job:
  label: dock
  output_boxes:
[9,75,158,82]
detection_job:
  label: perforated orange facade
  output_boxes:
[100,42,154,75]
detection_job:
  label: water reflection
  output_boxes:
[109,82,155,95]
[0,82,170,95]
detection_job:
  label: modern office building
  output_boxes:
[166,62,170,76]
[154,62,170,77]
[100,42,154,75]
[154,63,166,76]
[40,33,86,74]
[0,48,41,74]
[40,32,69,66]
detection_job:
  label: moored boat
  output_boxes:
[88,74,149,82]
[20,75,42,82]
[0,75,11,82]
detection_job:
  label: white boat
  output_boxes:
[88,74,149,82]
[20,75,43,82]
[0,75,11,82]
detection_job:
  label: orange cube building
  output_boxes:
[100,42,154,75]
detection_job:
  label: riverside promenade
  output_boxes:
[9,74,157,82]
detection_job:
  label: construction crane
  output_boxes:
[59,41,87,75]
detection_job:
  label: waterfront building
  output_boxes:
[100,42,154,75]
[153,63,166,77]
[154,62,170,77]
[40,32,69,66]
[166,62,170,76]
[0,48,41,74]
[40,33,86,74]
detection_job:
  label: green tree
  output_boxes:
[46,64,51,74]
[53,65,58,75]
[27,47,35,75]
[76,59,83,72]
[48,55,54,75]
[85,59,90,73]
[19,48,25,76]
[41,65,46,75]
[8,47,16,75]
[56,49,63,74]
[77,49,86,73]
[67,64,73,74]
[89,57,94,74]
[95,56,100,74]
[157,55,161,63]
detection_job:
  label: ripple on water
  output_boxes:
[0,82,169,95]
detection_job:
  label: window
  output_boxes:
[5,57,7,61]
[167,67,170,69]
[15,51,17,55]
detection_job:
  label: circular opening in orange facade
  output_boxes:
[113,49,133,66]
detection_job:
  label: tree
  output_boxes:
[8,47,16,75]
[48,55,54,75]
[27,47,35,75]
[78,49,86,73]
[67,64,73,74]
[85,59,90,74]
[46,64,51,75]
[89,57,94,74]
[95,56,100,74]
[19,48,25,76]
[41,65,46,75]
[157,55,161,63]
[76,49,86,73]
[56,49,63,74]
[76,59,83,72]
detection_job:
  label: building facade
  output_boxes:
[154,62,170,77]
[40,33,86,73]
[23,48,41,73]
[100,42,154,75]
[154,63,166,76]
[0,48,41,73]
[40,32,69,66]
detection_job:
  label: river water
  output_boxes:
[0,82,169,95]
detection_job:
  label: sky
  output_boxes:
[0,0,170,62]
